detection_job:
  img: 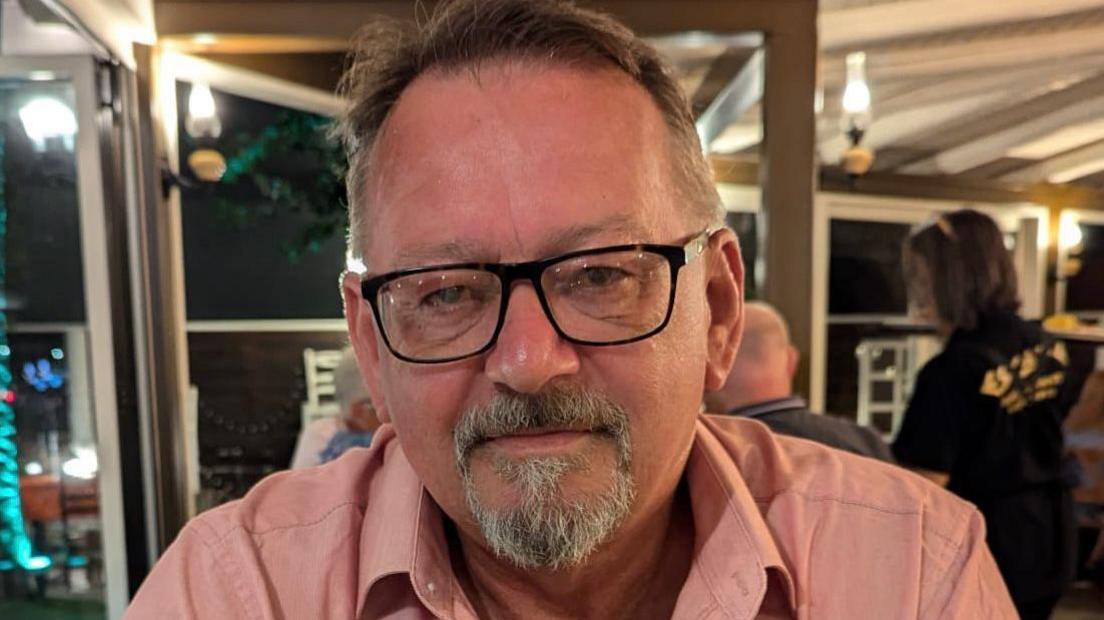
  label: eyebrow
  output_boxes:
[394,240,490,268]
[390,215,652,270]
[538,217,651,256]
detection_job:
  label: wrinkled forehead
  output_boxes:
[359,62,684,272]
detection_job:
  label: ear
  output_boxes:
[703,228,745,391]
[785,344,800,381]
[342,271,392,424]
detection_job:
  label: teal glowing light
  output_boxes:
[25,555,51,571]
[0,133,47,572]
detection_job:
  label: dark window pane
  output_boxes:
[178,83,345,320]
[1066,223,1104,311]
[3,82,86,324]
[829,220,910,315]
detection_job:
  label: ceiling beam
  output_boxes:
[900,91,1104,175]
[820,0,1104,51]
[820,24,1104,86]
[695,49,764,151]
[689,46,757,118]
[880,71,1104,174]
[709,155,1104,211]
[1002,139,1104,184]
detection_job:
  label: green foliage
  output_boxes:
[191,110,349,263]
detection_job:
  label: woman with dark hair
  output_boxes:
[894,209,1076,619]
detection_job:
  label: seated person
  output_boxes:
[290,348,379,469]
[127,1,1014,617]
[705,302,893,461]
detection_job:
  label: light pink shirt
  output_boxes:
[127,415,1016,618]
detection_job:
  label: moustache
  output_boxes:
[453,386,631,465]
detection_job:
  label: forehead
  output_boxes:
[362,61,683,271]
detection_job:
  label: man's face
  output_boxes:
[344,62,742,568]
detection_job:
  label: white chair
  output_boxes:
[301,348,344,430]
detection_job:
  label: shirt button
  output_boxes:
[427,581,437,594]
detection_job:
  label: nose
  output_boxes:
[483,283,580,393]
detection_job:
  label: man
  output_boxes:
[704,302,893,461]
[290,348,380,469]
[127,1,1015,617]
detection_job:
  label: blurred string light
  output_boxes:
[22,359,63,392]
[0,134,51,572]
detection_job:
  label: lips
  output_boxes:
[482,429,595,457]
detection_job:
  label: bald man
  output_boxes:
[705,302,894,461]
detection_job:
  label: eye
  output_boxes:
[576,266,628,288]
[422,285,469,307]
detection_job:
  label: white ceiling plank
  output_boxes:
[1002,140,1104,183]
[1007,119,1104,159]
[900,94,1104,174]
[820,26,1104,85]
[820,0,1104,51]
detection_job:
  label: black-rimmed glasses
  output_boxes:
[360,229,712,363]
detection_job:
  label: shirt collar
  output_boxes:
[356,425,459,618]
[674,416,797,617]
[356,418,797,618]
[727,396,807,419]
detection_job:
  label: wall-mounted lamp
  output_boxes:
[840,51,874,177]
[18,97,76,152]
[184,82,226,183]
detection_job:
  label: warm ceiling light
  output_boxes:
[19,97,76,152]
[188,82,216,123]
[841,52,871,115]
[185,81,222,139]
[1059,213,1083,249]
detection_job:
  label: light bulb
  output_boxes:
[188,82,216,120]
[842,52,871,114]
[185,82,222,138]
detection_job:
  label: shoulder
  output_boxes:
[698,415,1015,616]
[759,410,890,460]
[185,427,400,544]
[701,413,977,541]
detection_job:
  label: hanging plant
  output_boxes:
[185,110,349,263]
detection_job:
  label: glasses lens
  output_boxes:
[542,249,672,343]
[377,269,502,361]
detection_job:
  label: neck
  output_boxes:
[450,481,694,620]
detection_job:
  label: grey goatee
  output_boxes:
[453,387,635,570]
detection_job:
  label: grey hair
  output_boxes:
[336,0,723,262]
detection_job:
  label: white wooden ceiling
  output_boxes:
[815,0,1104,188]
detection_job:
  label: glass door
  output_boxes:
[0,56,128,620]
